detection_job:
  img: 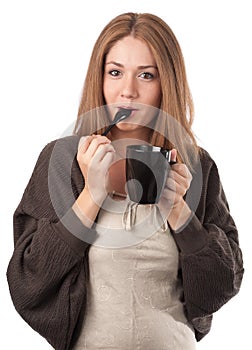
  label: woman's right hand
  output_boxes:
[77,135,115,206]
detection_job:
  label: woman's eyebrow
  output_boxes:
[138,65,158,70]
[106,61,158,70]
[105,61,124,67]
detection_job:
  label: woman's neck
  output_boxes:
[109,125,152,143]
[107,126,153,196]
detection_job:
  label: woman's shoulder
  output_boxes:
[196,147,223,187]
[33,135,80,169]
[198,146,215,163]
[21,135,83,216]
[39,135,80,159]
[28,135,81,186]
[189,146,220,187]
[197,146,218,171]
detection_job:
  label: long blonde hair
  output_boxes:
[74,12,199,168]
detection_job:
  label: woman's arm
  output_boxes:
[7,136,94,350]
[170,150,244,340]
[72,134,115,227]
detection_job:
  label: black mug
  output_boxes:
[126,145,171,204]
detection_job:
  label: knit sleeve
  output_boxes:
[171,150,244,341]
[7,136,95,350]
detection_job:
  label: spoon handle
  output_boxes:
[102,123,115,136]
[102,109,131,136]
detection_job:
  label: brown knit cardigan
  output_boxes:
[7,135,244,350]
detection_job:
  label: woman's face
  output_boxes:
[103,35,162,131]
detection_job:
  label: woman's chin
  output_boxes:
[115,123,144,132]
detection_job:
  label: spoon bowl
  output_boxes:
[102,108,132,136]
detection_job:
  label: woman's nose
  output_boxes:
[120,77,138,99]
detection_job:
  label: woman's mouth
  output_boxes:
[117,107,139,118]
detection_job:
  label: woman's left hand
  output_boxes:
[158,149,193,230]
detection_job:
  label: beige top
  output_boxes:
[73,196,196,350]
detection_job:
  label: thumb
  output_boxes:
[170,148,177,164]
[78,135,89,150]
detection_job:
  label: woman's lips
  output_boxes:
[117,106,139,116]
[118,108,138,119]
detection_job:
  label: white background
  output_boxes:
[1,0,251,349]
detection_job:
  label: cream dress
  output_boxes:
[73,195,196,350]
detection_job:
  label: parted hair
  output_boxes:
[74,12,199,167]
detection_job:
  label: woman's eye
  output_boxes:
[139,72,154,80]
[109,69,121,77]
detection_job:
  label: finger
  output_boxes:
[166,171,190,197]
[170,148,177,163]
[170,164,192,183]
[78,135,89,151]
[165,177,176,192]
[85,136,111,158]
[162,186,175,199]
[159,187,176,207]
[101,150,116,168]
[170,169,189,188]
[78,135,96,152]
[93,143,115,162]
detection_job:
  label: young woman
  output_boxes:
[7,12,244,350]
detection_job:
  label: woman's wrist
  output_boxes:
[168,200,192,232]
[72,187,105,228]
